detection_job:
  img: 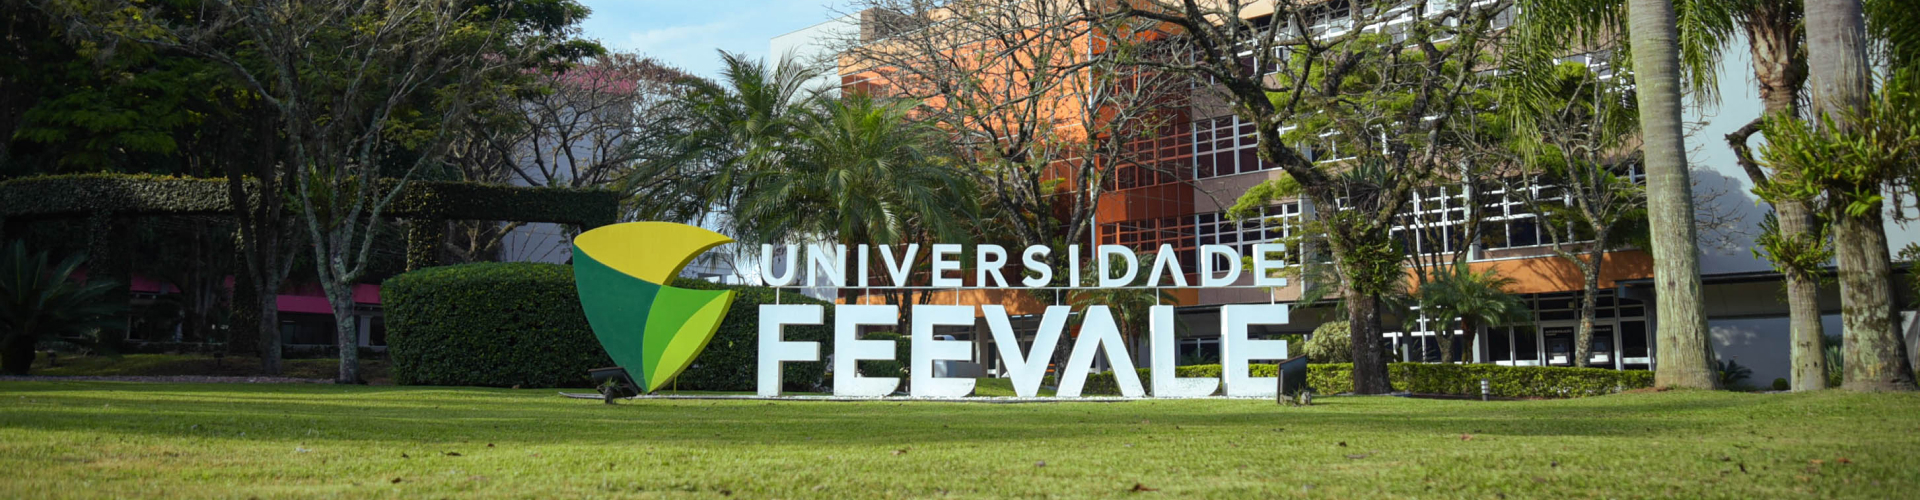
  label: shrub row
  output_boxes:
[1082,363,1652,398]
[0,174,617,225]
[856,332,911,379]
[1081,364,1351,396]
[385,262,834,390]
[1383,363,1654,398]
[385,263,609,388]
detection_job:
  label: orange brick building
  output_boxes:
[764,2,1901,383]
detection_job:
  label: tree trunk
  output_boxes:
[1779,203,1832,391]
[1804,0,1870,120]
[1625,0,1718,389]
[1833,208,1917,390]
[258,290,283,376]
[1348,290,1393,394]
[1804,0,1916,392]
[226,116,286,376]
[1457,319,1478,364]
[1575,247,1605,368]
[328,287,361,384]
[1735,3,1827,390]
[1744,1,1805,120]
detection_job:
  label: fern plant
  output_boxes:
[1,240,123,375]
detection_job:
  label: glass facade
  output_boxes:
[1449,290,1651,370]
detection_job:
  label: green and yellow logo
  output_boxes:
[572,222,735,392]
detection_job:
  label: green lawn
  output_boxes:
[26,354,389,382]
[1,383,1916,499]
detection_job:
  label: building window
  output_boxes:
[1393,184,1474,256]
[280,313,335,346]
[1192,115,1275,179]
[1109,120,1194,190]
[1194,203,1301,268]
[1099,215,1198,269]
[1177,337,1220,364]
[366,316,387,347]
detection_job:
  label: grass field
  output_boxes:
[26,354,389,382]
[2,383,1916,499]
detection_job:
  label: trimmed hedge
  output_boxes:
[1082,363,1652,398]
[385,263,609,387]
[856,332,911,379]
[1080,364,1352,397]
[1383,363,1654,398]
[385,262,834,390]
[0,174,618,225]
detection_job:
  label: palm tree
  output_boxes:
[732,93,975,248]
[670,53,981,330]
[1621,0,1719,388]
[1721,0,1832,391]
[1789,0,1912,390]
[744,93,979,322]
[625,52,824,226]
[0,240,123,375]
[1414,267,1531,364]
[1517,0,1726,387]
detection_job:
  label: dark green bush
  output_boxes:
[1082,363,1651,398]
[1302,322,1352,363]
[1385,363,1652,397]
[385,262,833,390]
[1081,364,1346,396]
[855,332,911,379]
[385,263,606,387]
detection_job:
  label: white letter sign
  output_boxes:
[758,304,822,396]
[1222,304,1291,398]
[910,305,977,397]
[834,305,900,397]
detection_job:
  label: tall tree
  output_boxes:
[1116,0,1511,394]
[444,52,697,263]
[70,0,596,382]
[672,54,980,324]
[834,0,1189,262]
[1500,57,1647,368]
[1761,0,1917,391]
[637,52,825,283]
[1723,0,1831,391]
[1623,0,1718,388]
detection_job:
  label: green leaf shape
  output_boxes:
[573,244,736,392]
